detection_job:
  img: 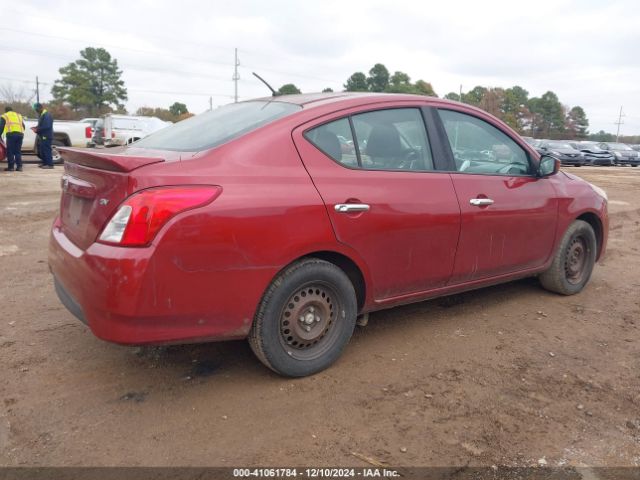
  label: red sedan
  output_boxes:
[49,93,608,377]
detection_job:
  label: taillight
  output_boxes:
[98,186,222,247]
[111,132,116,138]
[85,125,92,138]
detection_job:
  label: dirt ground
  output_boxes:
[0,162,638,469]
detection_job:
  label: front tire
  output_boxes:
[539,220,597,295]
[248,258,357,377]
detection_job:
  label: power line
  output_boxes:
[0,74,234,100]
[0,27,235,69]
[240,64,341,85]
[128,88,234,98]
[0,75,50,85]
[0,46,233,82]
[1,23,346,89]
[3,9,236,55]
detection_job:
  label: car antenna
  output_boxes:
[252,72,279,97]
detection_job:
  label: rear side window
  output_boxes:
[439,109,531,176]
[305,108,434,171]
[135,101,301,151]
[304,118,358,167]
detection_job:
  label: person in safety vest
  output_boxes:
[33,103,54,169]
[0,106,26,172]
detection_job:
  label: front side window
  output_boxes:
[135,101,301,152]
[305,108,434,171]
[439,109,531,176]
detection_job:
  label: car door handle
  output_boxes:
[335,203,370,213]
[469,198,494,206]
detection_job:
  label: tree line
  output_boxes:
[1,47,635,142]
[283,63,591,140]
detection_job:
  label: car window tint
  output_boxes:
[305,118,358,167]
[352,108,434,171]
[438,109,531,176]
[135,101,301,152]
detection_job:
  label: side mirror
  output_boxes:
[538,155,560,177]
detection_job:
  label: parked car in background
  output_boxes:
[50,93,608,377]
[20,119,92,163]
[629,144,640,153]
[521,138,546,155]
[570,141,615,166]
[80,117,99,137]
[596,142,639,166]
[539,140,586,166]
[101,114,172,147]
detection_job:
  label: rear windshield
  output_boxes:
[134,101,301,152]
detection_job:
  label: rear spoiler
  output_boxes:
[59,147,164,172]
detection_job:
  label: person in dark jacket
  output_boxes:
[33,103,54,169]
[0,106,25,171]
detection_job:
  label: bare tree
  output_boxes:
[0,82,36,104]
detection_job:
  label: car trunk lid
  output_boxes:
[58,148,165,250]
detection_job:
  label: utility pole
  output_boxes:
[209,96,212,111]
[614,105,625,141]
[232,48,240,103]
[35,76,40,103]
[459,84,463,103]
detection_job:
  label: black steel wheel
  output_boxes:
[539,220,597,295]
[249,258,357,377]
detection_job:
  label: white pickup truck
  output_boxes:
[21,118,92,163]
[92,114,172,147]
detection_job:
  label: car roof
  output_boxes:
[248,92,464,110]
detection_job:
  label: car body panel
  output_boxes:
[48,93,609,346]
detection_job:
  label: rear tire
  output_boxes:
[539,220,596,295]
[248,258,357,377]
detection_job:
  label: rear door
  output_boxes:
[435,108,558,283]
[293,105,461,301]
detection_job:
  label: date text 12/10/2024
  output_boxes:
[232,468,401,478]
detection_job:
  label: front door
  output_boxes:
[436,108,558,283]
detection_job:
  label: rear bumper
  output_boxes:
[48,222,274,345]
[54,277,87,325]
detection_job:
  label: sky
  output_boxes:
[2,0,640,135]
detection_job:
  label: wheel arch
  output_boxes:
[53,132,71,146]
[269,251,367,313]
